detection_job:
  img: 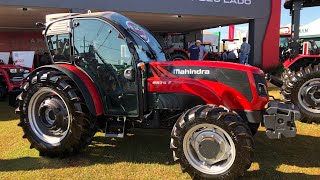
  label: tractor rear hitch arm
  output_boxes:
[263,101,300,139]
[265,74,283,88]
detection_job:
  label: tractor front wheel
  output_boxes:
[170,105,254,179]
[282,65,320,124]
[16,70,97,157]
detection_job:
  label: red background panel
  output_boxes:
[0,32,46,55]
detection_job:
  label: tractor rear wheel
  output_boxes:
[170,51,189,61]
[170,105,254,179]
[281,65,320,123]
[0,83,7,101]
[16,70,97,157]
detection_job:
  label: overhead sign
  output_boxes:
[12,51,35,68]
[0,52,10,64]
[193,0,252,5]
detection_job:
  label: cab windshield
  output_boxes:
[109,13,166,62]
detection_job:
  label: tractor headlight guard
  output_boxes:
[253,73,268,97]
[9,69,18,73]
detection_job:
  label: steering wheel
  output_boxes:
[0,59,4,64]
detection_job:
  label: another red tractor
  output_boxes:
[16,12,300,179]
[168,42,219,61]
[267,0,320,124]
[0,60,30,105]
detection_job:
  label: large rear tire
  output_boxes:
[170,105,254,179]
[16,70,97,157]
[170,51,189,61]
[281,65,320,123]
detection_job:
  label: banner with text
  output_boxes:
[0,52,10,64]
[12,51,35,68]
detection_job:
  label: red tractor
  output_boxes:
[168,42,219,61]
[16,12,300,179]
[0,60,30,105]
[267,0,320,124]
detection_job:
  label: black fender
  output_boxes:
[27,64,103,116]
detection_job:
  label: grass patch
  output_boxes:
[0,91,319,179]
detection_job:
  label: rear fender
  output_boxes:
[27,64,103,116]
[283,55,320,71]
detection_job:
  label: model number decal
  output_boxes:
[152,81,172,85]
[194,0,252,5]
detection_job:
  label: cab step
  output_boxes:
[105,116,126,138]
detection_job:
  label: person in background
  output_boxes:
[188,41,199,60]
[196,40,208,60]
[227,49,237,63]
[239,37,251,65]
[222,49,228,61]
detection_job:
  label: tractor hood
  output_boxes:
[148,60,268,111]
[149,60,265,76]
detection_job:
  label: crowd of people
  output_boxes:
[188,37,251,65]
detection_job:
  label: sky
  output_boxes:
[207,0,320,39]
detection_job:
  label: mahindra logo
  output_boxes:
[173,69,210,75]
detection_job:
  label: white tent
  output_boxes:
[282,18,320,38]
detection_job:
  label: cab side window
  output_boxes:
[46,20,71,62]
[73,18,137,115]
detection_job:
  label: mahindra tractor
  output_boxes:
[268,0,320,124]
[16,12,300,179]
[0,59,30,105]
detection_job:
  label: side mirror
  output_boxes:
[124,67,135,81]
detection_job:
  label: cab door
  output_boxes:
[72,18,139,117]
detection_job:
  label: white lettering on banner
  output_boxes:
[194,0,251,5]
[12,51,35,68]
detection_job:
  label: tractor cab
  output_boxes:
[45,12,167,117]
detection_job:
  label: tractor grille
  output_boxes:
[5,69,24,81]
[216,68,253,101]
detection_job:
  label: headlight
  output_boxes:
[9,69,18,73]
[253,73,268,97]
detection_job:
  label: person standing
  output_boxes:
[227,49,237,63]
[239,37,251,64]
[188,42,199,60]
[222,50,228,61]
[197,40,208,60]
[188,40,208,60]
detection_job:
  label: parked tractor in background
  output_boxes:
[268,0,320,124]
[167,42,220,61]
[0,59,29,105]
[16,11,300,179]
